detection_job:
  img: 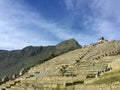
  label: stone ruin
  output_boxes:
[98,37,105,43]
[0,68,28,85]
[19,68,28,76]
[86,66,112,79]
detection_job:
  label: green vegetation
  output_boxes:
[92,75,120,84]
[53,85,61,90]
[1,40,120,89]
[53,85,67,90]
[101,70,120,77]
[91,70,120,84]
[0,39,81,78]
[60,65,68,76]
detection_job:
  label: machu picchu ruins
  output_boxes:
[0,38,120,90]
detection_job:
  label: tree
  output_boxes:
[60,65,68,76]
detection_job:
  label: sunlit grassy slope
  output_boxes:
[0,40,120,90]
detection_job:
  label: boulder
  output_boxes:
[2,76,9,83]
[19,68,28,76]
[12,74,17,80]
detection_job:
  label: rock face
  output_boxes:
[55,39,81,55]
[0,39,81,78]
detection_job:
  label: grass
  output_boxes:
[52,84,67,90]
[101,70,120,77]
[92,70,120,84]
[53,85,61,90]
[92,75,120,84]
[0,39,80,78]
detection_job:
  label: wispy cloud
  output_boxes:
[64,0,120,40]
[0,0,96,50]
[89,0,120,40]
[0,0,58,50]
[1,0,119,50]
[64,0,92,16]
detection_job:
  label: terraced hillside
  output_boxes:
[0,39,81,78]
[0,40,120,90]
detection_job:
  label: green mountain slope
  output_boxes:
[1,39,120,90]
[0,39,81,78]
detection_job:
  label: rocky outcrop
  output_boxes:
[19,68,28,76]
[2,76,9,83]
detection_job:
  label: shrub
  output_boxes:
[60,65,68,76]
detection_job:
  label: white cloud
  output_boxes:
[3,0,117,50]
[92,0,120,21]
[91,19,120,39]
[64,0,74,10]
[64,0,120,41]
[64,0,91,18]
[0,0,58,50]
[0,0,96,50]
[64,0,88,11]
[85,0,120,40]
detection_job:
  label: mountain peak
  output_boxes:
[56,38,81,50]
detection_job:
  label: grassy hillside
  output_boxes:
[0,40,120,90]
[0,39,81,78]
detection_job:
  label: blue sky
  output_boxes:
[0,0,120,50]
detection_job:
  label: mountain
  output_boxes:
[0,39,120,90]
[0,39,81,78]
